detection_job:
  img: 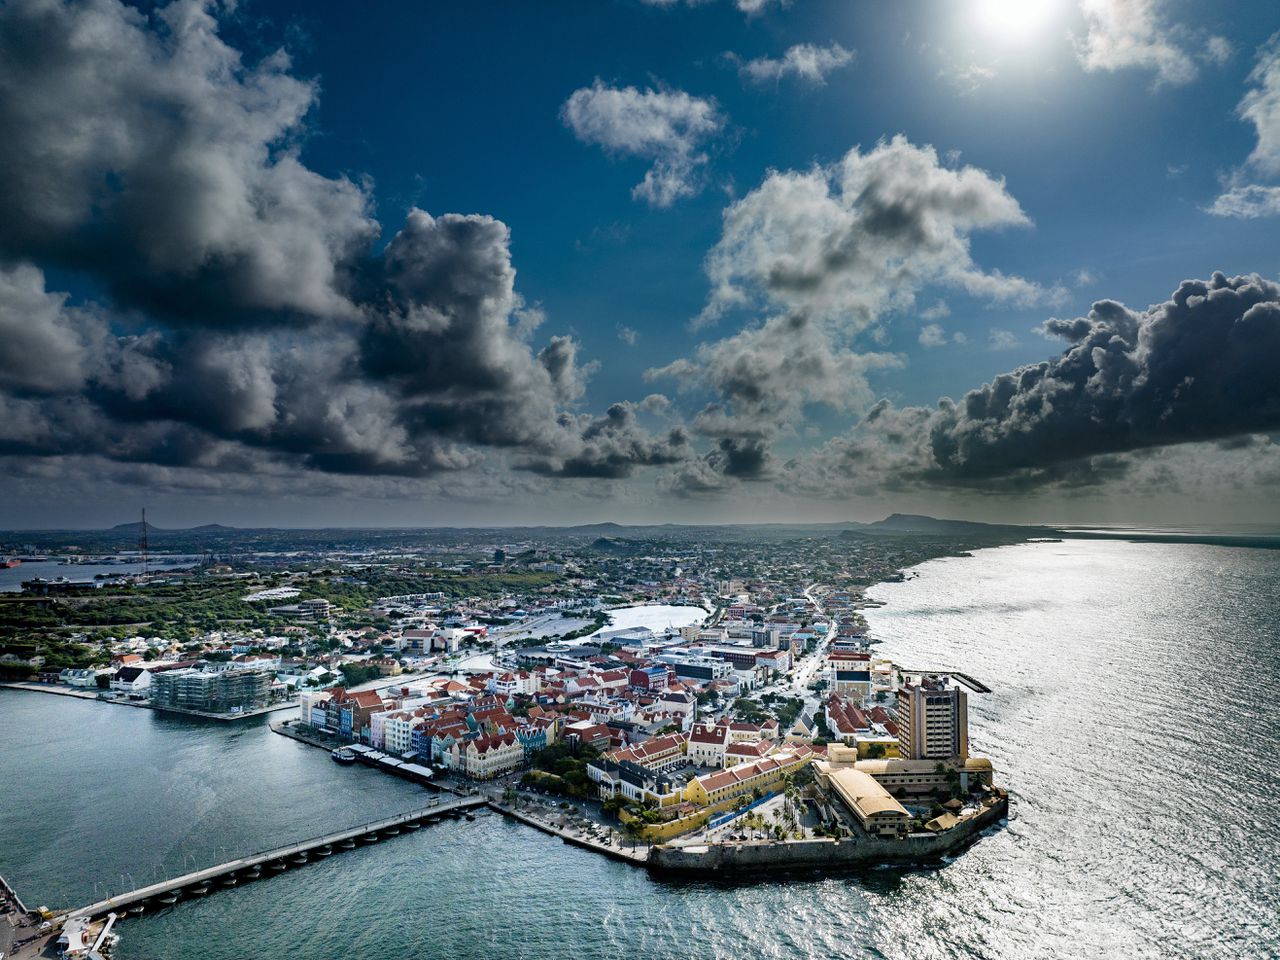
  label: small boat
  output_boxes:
[243,866,262,878]
[157,894,179,905]
[220,876,237,886]
[382,827,400,836]
[465,813,476,821]
[290,854,308,865]
[128,905,145,915]
[313,845,333,857]
[268,861,288,871]
[339,839,357,849]
[188,884,210,896]
[403,821,421,831]
[330,748,357,765]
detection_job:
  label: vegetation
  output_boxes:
[338,663,383,687]
[522,742,601,798]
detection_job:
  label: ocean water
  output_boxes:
[1,539,1276,959]
[0,558,195,592]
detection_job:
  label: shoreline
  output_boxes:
[0,681,298,721]
[269,717,1007,878]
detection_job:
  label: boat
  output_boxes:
[188,884,210,896]
[330,748,357,765]
[313,845,333,857]
[1,558,20,568]
[403,821,421,831]
[339,839,357,849]
[382,827,400,836]
[220,876,238,886]
[290,854,308,865]
[157,894,179,905]
[243,866,261,878]
[268,861,288,871]
[127,905,145,915]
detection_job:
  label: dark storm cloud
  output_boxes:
[0,0,687,486]
[928,272,1280,481]
[784,272,1280,497]
[0,0,376,325]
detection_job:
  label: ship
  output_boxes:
[1,558,19,568]
[331,747,357,765]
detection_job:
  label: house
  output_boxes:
[563,719,613,751]
[448,732,522,780]
[588,758,684,807]
[686,723,731,767]
[605,732,687,772]
[629,666,670,692]
[789,712,816,740]
[724,739,773,767]
[110,666,152,695]
[826,694,871,743]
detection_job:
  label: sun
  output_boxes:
[973,0,1061,43]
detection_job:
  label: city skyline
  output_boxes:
[1,0,1279,528]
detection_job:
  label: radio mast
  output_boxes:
[139,508,149,581]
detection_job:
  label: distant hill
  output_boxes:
[846,514,1057,538]
[109,520,166,533]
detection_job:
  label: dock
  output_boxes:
[59,795,487,922]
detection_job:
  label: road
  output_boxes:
[749,583,833,723]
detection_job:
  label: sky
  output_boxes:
[1,0,1279,529]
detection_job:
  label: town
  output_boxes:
[0,519,1012,888]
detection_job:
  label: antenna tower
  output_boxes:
[139,508,149,580]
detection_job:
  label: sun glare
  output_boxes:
[974,0,1061,44]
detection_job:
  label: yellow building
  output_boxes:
[683,747,812,807]
[853,757,994,796]
[816,763,911,837]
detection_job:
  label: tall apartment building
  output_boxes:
[151,666,272,713]
[895,676,968,761]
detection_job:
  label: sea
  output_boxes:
[0,538,1276,959]
[0,558,197,592]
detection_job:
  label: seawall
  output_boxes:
[647,799,1007,874]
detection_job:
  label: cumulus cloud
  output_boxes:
[1211,35,1280,218]
[1209,185,1280,219]
[784,273,1280,497]
[987,328,1020,350]
[560,80,724,207]
[918,324,948,348]
[0,0,687,490]
[732,43,855,87]
[648,135,1056,495]
[1074,0,1226,88]
[698,135,1050,329]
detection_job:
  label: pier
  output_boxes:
[59,795,487,923]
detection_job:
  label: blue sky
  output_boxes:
[1,0,1279,526]
[250,0,1276,410]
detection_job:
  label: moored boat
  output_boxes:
[330,748,357,764]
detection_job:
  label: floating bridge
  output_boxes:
[60,795,488,922]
